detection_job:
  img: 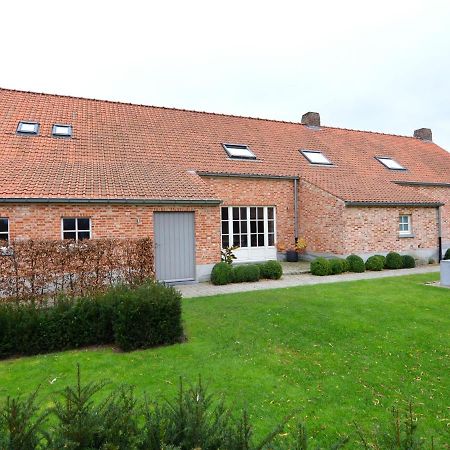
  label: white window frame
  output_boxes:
[17,121,39,135]
[222,143,257,160]
[61,217,92,241]
[301,150,333,165]
[376,156,406,171]
[52,124,73,137]
[399,214,412,235]
[0,218,9,243]
[221,206,276,249]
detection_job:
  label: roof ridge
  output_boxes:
[0,87,425,141]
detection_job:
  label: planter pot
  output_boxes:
[286,250,299,262]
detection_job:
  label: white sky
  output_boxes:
[1,0,450,150]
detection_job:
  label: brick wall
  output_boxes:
[0,203,220,265]
[203,176,297,248]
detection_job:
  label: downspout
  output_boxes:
[294,178,299,242]
[437,206,443,262]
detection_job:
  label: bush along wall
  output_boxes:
[0,281,183,359]
[211,260,282,285]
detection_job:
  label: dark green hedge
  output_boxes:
[211,262,234,285]
[385,252,403,269]
[443,248,450,260]
[401,255,416,269]
[0,282,183,359]
[365,255,384,271]
[259,260,283,279]
[346,254,366,273]
[311,257,331,276]
[232,264,261,282]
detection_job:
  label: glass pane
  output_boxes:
[241,221,247,233]
[250,221,256,233]
[257,207,264,219]
[241,235,248,247]
[240,207,247,219]
[63,232,76,240]
[268,221,274,233]
[222,221,229,234]
[233,208,239,220]
[0,218,8,233]
[250,234,257,247]
[258,234,265,246]
[268,207,274,220]
[0,234,8,241]
[257,221,264,233]
[78,232,90,241]
[77,218,90,230]
[250,207,256,219]
[268,233,274,246]
[222,235,229,248]
[221,207,228,220]
[63,218,76,231]
[233,221,240,234]
[233,235,240,247]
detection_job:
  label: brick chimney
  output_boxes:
[301,112,320,127]
[414,128,432,141]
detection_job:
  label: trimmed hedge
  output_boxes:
[311,257,331,276]
[329,258,344,275]
[374,254,386,267]
[232,264,261,283]
[385,252,403,269]
[346,254,366,273]
[365,255,384,271]
[402,254,416,269]
[341,258,350,273]
[259,260,283,280]
[443,248,450,260]
[211,262,234,285]
[0,281,183,359]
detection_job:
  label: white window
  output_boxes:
[17,121,39,134]
[377,157,406,170]
[399,215,412,235]
[52,124,72,137]
[62,218,91,241]
[223,144,256,160]
[0,218,9,242]
[301,150,332,165]
[221,206,275,248]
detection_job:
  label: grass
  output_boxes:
[0,273,448,446]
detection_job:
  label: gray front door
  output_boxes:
[154,212,195,282]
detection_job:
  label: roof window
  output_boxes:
[376,157,406,170]
[223,143,256,160]
[52,124,72,137]
[301,150,333,165]
[17,121,39,135]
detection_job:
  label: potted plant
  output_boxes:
[285,238,307,262]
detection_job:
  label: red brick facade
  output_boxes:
[0,203,221,265]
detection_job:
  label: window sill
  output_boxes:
[398,233,415,238]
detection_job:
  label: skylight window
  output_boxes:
[17,121,39,135]
[52,124,72,137]
[301,150,333,165]
[376,157,406,170]
[223,144,256,160]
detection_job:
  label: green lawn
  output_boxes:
[0,273,448,446]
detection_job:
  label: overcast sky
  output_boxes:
[2,0,450,150]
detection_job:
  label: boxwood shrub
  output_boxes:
[385,252,403,269]
[329,258,344,275]
[374,254,386,267]
[0,281,183,359]
[402,254,416,269]
[211,262,234,285]
[443,248,450,260]
[232,264,261,283]
[311,257,331,276]
[259,260,283,280]
[346,254,366,273]
[365,255,384,271]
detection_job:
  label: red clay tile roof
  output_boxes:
[1,88,449,204]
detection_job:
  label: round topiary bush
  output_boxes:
[329,258,344,275]
[374,254,386,268]
[259,260,283,280]
[444,248,450,260]
[341,258,350,272]
[310,257,331,276]
[402,254,416,268]
[210,262,233,285]
[365,255,384,271]
[232,264,261,283]
[385,252,403,269]
[346,254,365,273]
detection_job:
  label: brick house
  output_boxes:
[1,88,449,282]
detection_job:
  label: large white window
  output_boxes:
[62,218,91,241]
[17,121,39,135]
[222,144,256,160]
[0,218,9,242]
[301,150,333,165]
[399,214,412,235]
[377,157,406,170]
[52,124,72,137]
[221,206,275,249]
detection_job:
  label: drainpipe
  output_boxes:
[437,206,442,262]
[294,178,299,242]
